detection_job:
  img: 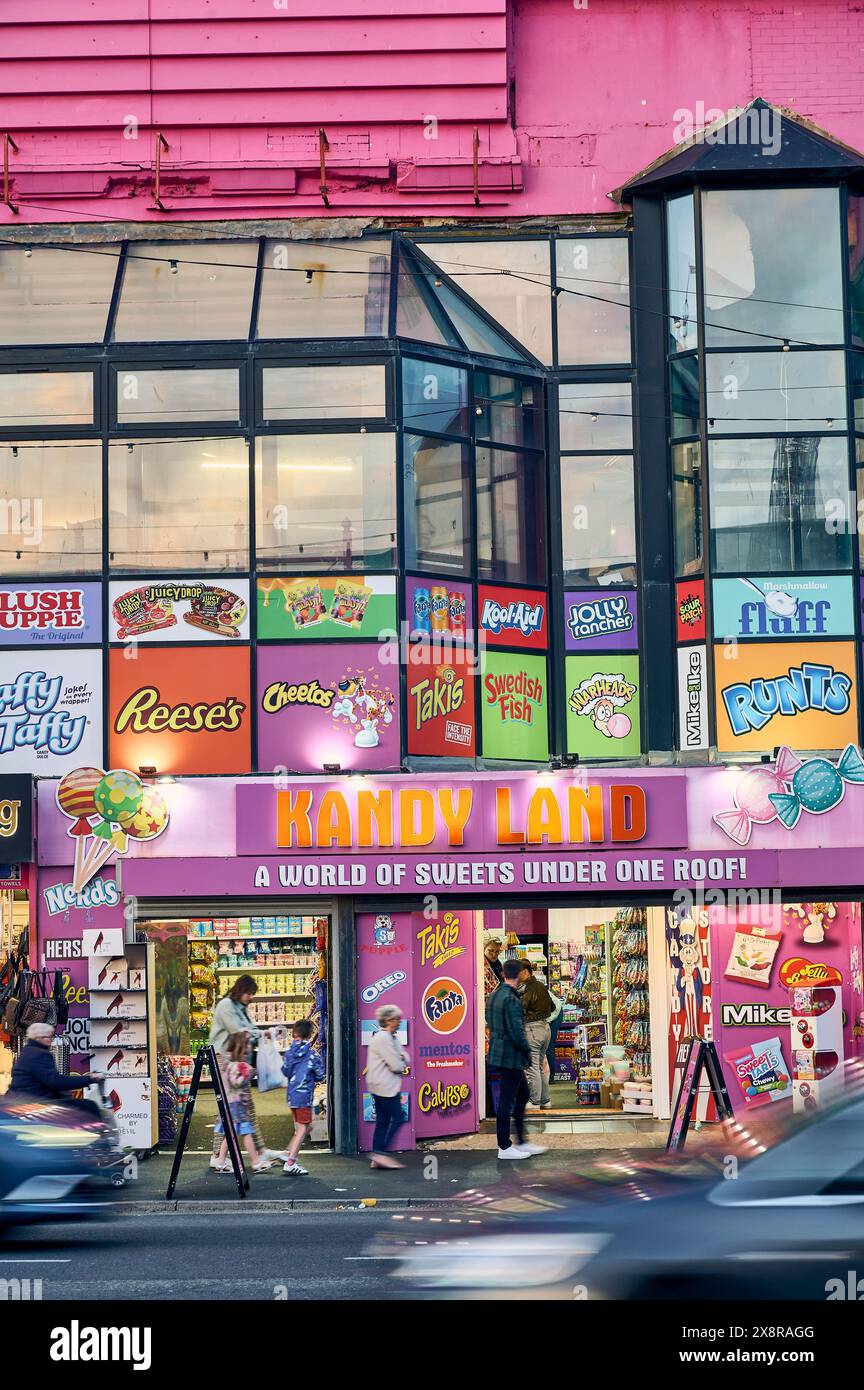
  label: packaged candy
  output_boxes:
[112,585,177,640]
[329,578,372,630]
[723,924,781,989]
[725,1036,791,1107]
[183,585,247,638]
[284,578,326,630]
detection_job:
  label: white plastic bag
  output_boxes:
[256,1034,283,1092]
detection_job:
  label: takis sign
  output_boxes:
[417,912,465,968]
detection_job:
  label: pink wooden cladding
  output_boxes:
[4,0,864,222]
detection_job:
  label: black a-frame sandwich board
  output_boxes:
[166,1045,249,1198]
[666,1037,734,1153]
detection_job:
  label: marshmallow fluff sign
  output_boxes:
[0,650,103,773]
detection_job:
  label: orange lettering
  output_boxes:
[276,789,313,848]
[436,787,472,846]
[566,785,604,843]
[357,788,393,848]
[495,787,524,845]
[399,789,435,847]
[526,787,563,845]
[316,791,352,848]
[610,785,646,842]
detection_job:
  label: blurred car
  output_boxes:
[0,1093,116,1227]
[374,1086,864,1299]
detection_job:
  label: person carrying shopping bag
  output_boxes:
[208,975,283,1169]
[366,1004,410,1169]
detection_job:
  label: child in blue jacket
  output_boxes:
[281,1019,324,1175]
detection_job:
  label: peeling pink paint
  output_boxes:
[2,0,864,225]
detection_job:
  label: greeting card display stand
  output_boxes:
[667,1038,734,1152]
[166,1045,248,1199]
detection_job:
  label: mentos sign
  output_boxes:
[478,586,547,650]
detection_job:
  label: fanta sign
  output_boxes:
[421,976,467,1034]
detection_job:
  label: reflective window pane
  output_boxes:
[849,196,864,347]
[670,356,699,438]
[560,454,637,584]
[709,435,851,572]
[395,249,455,347]
[856,439,864,565]
[116,368,240,424]
[109,437,248,571]
[255,432,396,571]
[262,364,386,423]
[404,434,471,573]
[476,446,546,584]
[559,382,632,451]
[673,442,703,576]
[402,359,468,436]
[556,237,631,365]
[417,240,553,363]
[667,195,698,353]
[0,372,93,427]
[0,440,101,575]
[257,238,391,339]
[0,245,118,345]
[703,188,844,347]
[706,350,846,433]
[850,352,864,431]
[114,242,257,342]
[475,372,541,449]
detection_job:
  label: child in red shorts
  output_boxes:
[280,1019,324,1175]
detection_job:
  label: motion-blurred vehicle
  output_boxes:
[0,1092,116,1227]
[375,1085,864,1299]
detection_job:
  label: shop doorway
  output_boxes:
[135,904,333,1156]
[480,902,670,1118]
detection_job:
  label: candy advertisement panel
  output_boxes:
[405,576,472,643]
[478,585,548,651]
[564,590,638,652]
[406,645,476,757]
[257,575,396,641]
[676,579,706,644]
[257,643,400,774]
[677,644,709,752]
[713,575,855,641]
[412,908,478,1139]
[480,651,549,761]
[0,582,101,647]
[108,646,252,775]
[109,579,250,644]
[0,650,103,774]
[713,641,858,753]
[356,910,415,1152]
[565,655,642,758]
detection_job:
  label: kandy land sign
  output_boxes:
[0,583,101,646]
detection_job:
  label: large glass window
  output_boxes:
[673,442,703,576]
[109,437,249,571]
[404,435,471,573]
[705,350,847,433]
[560,454,637,584]
[262,364,387,423]
[475,372,541,449]
[417,240,553,362]
[702,188,844,347]
[709,435,851,572]
[114,243,257,342]
[670,356,699,437]
[0,372,93,428]
[667,194,698,353]
[0,245,118,345]
[0,440,102,574]
[556,237,631,365]
[116,368,240,425]
[849,196,864,347]
[476,446,546,584]
[257,238,391,339]
[401,359,468,436]
[255,432,396,571]
[559,382,633,451]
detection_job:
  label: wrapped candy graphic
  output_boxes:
[714,744,864,845]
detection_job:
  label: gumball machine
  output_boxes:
[789,986,844,1114]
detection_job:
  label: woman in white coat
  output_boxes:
[366,1003,410,1169]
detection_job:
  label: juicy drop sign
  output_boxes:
[481,652,548,761]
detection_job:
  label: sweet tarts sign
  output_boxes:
[236,774,688,854]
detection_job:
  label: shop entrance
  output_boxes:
[481,902,667,1117]
[135,901,334,1158]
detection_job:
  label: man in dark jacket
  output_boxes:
[485,960,547,1161]
[9,1023,103,1117]
[517,959,554,1108]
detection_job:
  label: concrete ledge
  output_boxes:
[113,1197,457,1214]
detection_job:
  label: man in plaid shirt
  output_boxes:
[485,959,548,1160]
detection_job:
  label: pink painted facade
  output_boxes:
[3,0,864,224]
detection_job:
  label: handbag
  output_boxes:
[16,971,58,1031]
[0,956,16,1013]
[51,969,69,1025]
[2,966,22,1033]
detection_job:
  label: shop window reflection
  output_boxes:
[561,453,637,585]
[0,439,102,576]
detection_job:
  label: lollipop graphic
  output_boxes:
[70,768,144,889]
[118,785,169,843]
[56,766,105,892]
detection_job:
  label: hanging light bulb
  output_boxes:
[24,247,32,258]
[305,269,313,284]
[782,339,790,352]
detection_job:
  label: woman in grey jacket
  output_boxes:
[366,1004,410,1169]
[207,975,278,1171]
